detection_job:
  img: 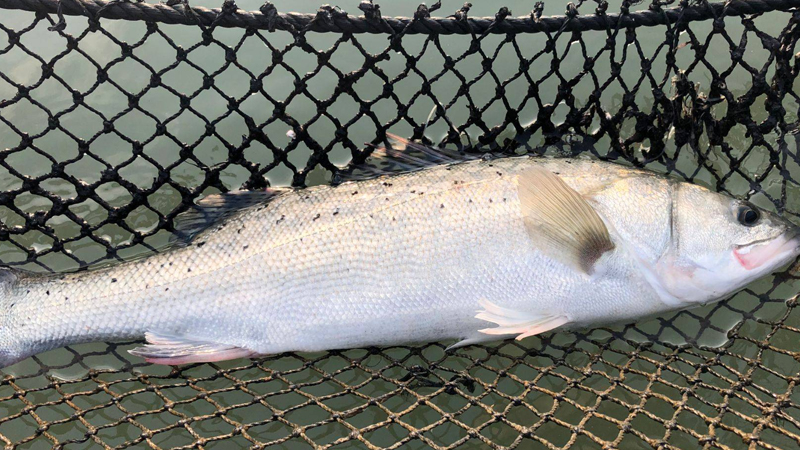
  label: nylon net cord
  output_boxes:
[0,0,800,448]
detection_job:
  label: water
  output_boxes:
[0,1,799,448]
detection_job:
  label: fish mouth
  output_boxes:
[734,229,800,271]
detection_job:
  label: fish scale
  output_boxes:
[0,156,796,367]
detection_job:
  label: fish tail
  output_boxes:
[0,267,25,368]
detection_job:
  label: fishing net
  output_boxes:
[1,0,800,448]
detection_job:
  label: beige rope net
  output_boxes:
[1,0,800,448]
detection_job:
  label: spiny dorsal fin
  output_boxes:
[517,167,615,275]
[171,188,290,244]
[336,133,479,182]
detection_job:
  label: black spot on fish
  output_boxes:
[187,268,192,272]
[276,215,285,225]
[503,198,507,202]
[169,262,173,266]
[497,171,502,176]
[489,198,493,203]
[9,303,14,309]
[46,290,49,296]
[243,245,249,250]
[411,190,416,194]
[419,191,424,195]
[237,229,242,234]
[312,213,321,221]
[440,204,445,208]
[165,288,169,291]
[111,278,117,283]
[469,199,473,203]
[352,191,358,195]
[333,210,339,216]
[382,182,393,187]
[197,242,206,247]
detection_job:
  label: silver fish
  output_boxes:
[0,139,797,367]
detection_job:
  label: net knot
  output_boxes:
[596,1,608,15]
[316,4,348,26]
[259,2,281,31]
[532,1,544,22]
[565,2,579,18]
[414,1,441,20]
[221,0,238,15]
[649,0,667,12]
[495,7,511,23]
[47,0,68,32]
[451,2,471,22]
[358,0,381,23]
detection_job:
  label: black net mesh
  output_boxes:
[2,0,800,448]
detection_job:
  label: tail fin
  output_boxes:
[0,267,24,369]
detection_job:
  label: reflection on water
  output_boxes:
[1,0,800,448]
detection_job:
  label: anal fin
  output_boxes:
[129,332,256,365]
[475,299,569,341]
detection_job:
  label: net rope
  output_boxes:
[1,0,800,448]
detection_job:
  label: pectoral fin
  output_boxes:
[129,332,256,365]
[517,167,615,274]
[476,299,569,340]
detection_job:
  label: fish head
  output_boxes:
[645,182,800,305]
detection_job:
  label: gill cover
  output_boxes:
[636,182,798,306]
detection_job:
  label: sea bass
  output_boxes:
[0,140,798,367]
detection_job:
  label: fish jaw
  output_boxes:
[639,230,800,307]
[733,233,800,271]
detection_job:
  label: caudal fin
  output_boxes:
[0,268,24,368]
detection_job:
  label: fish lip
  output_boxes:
[734,223,800,251]
[734,229,800,271]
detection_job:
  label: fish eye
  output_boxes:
[737,204,761,227]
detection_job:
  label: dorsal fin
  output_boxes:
[335,133,479,183]
[170,188,290,245]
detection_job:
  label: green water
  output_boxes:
[0,1,799,448]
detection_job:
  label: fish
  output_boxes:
[0,135,797,368]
